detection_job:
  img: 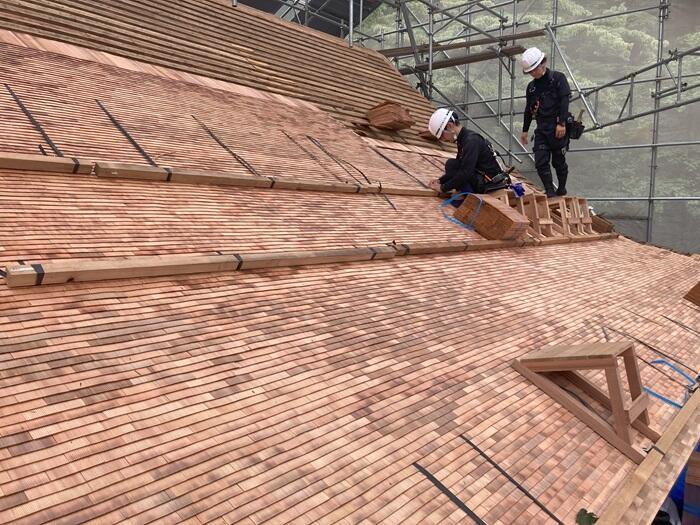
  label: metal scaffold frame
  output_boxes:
[337,0,699,245]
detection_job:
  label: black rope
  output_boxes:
[308,135,398,211]
[5,83,63,157]
[372,147,430,189]
[601,326,686,387]
[460,436,564,524]
[413,462,487,524]
[192,115,261,177]
[422,153,446,170]
[96,99,157,167]
[603,325,698,376]
[282,130,349,183]
[307,135,362,184]
[662,315,700,338]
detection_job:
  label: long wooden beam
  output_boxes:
[380,29,545,58]
[398,46,525,74]
[4,234,618,288]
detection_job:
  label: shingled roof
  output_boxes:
[0,3,699,525]
[0,0,440,148]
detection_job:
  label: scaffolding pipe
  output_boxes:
[510,140,700,155]
[551,4,658,30]
[546,23,599,126]
[647,0,669,244]
[349,0,353,47]
[456,73,700,106]
[588,196,700,202]
[550,0,557,70]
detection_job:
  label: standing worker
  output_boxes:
[519,47,571,197]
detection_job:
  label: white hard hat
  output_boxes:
[428,108,454,139]
[521,47,545,73]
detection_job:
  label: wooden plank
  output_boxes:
[525,358,618,372]
[94,161,168,181]
[237,247,387,270]
[5,254,240,287]
[597,390,700,524]
[521,342,632,363]
[623,347,650,425]
[171,168,273,188]
[0,152,91,173]
[605,364,633,444]
[512,360,645,464]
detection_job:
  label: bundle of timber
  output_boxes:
[454,194,530,240]
[366,101,414,130]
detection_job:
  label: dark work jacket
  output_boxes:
[439,128,501,193]
[523,68,571,132]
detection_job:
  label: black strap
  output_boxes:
[31,264,45,286]
[413,463,488,524]
[96,99,157,167]
[233,253,243,271]
[5,83,64,157]
[192,115,261,177]
[372,147,430,189]
[461,435,564,525]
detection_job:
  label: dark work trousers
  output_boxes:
[533,119,569,195]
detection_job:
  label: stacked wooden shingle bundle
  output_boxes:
[366,101,415,130]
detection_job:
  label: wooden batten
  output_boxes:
[236,246,395,270]
[94,162,169,181]
[5,255,240,287]
[0,152,92,174]
[171,168,273,188]
[597,390,700,524]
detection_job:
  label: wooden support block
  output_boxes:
[5,255,240,287]
[453,194,530,240]
[95,162,169,181]
[513,359,645,464]
[170,168,273,188]
[685,281,700,307]
[0,152,91,174]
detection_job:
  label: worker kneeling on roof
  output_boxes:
[519,47,571,197]
[427,108,508,197]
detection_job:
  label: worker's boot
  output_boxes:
[540,172,557,198]
[552,149,568,196]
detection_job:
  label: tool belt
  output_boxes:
[479,171,511,193]
[566,109,585,140]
